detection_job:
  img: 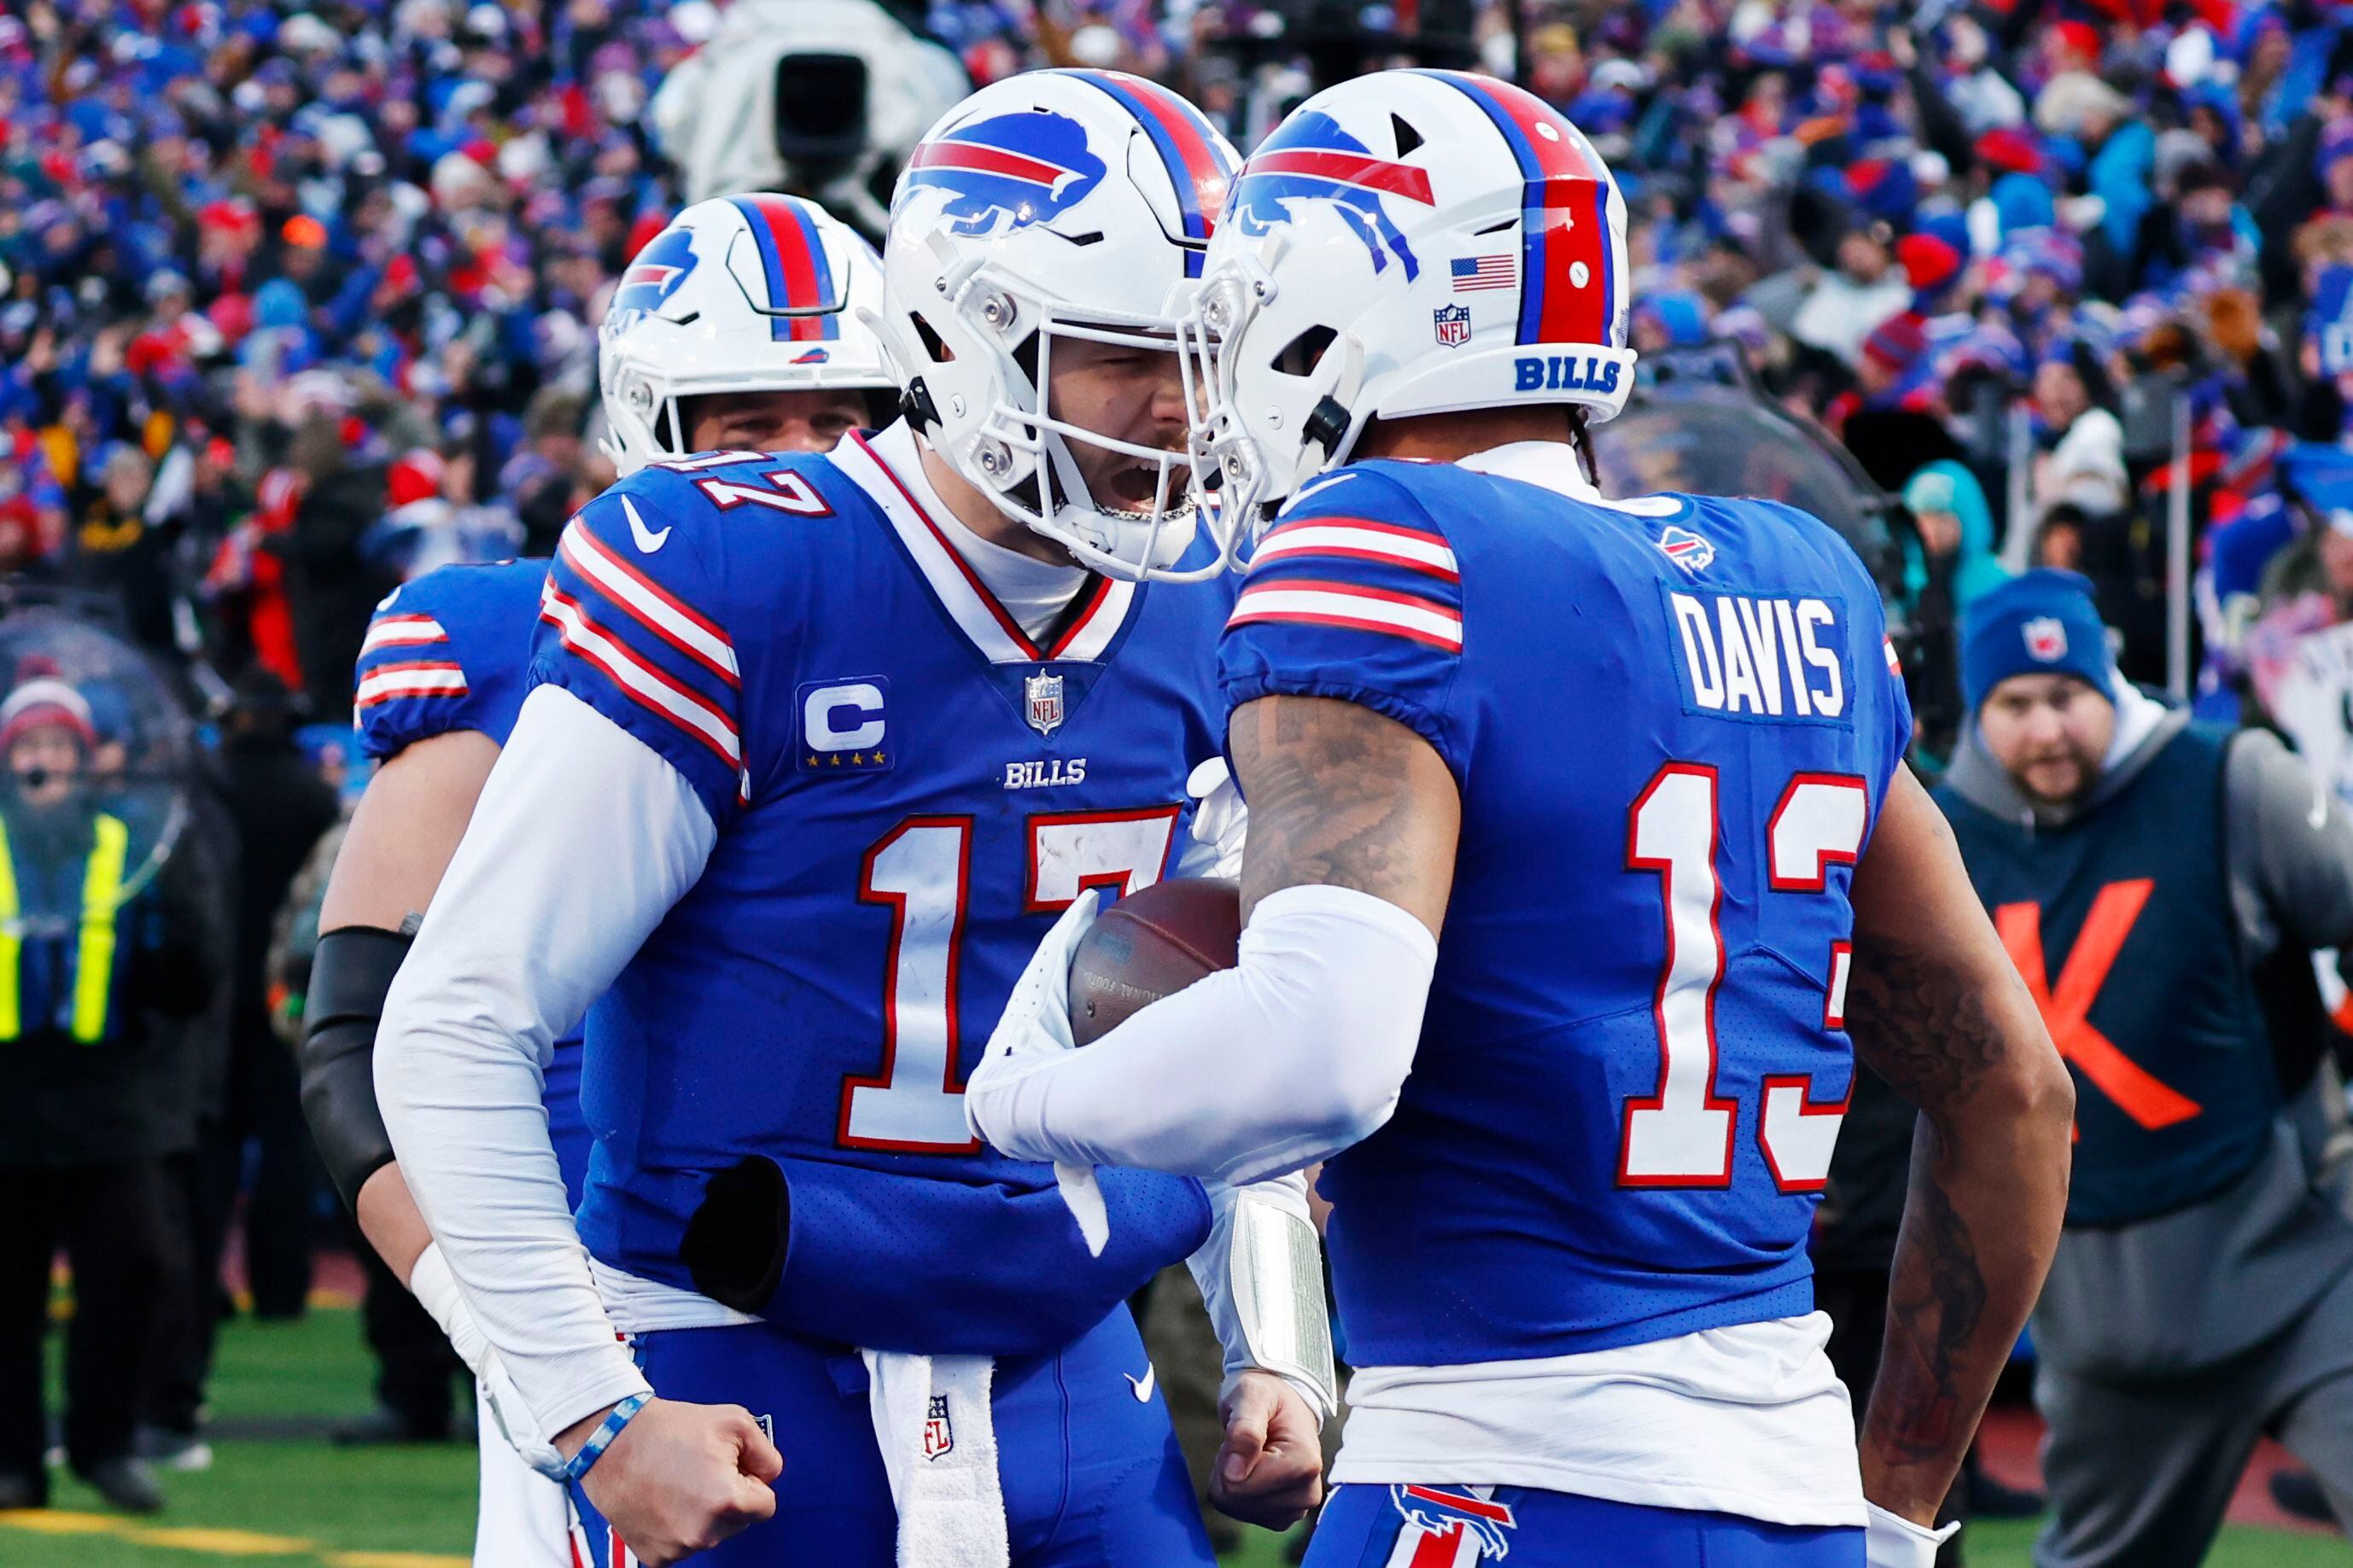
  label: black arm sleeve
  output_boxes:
[299,924,412,1211]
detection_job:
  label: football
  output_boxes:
[1066,877,1243,1045]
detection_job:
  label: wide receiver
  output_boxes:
[968,70,2076,1568]
[375,72,1334,1568]
[305,194,900,1566]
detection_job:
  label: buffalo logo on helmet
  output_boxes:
[897,111,1107,237]
[1387,1484,1516,1562]
[610,226,700,317]
[1227,111,1433,282]
[2023,615,2069,662]
[1432,303,1472,348]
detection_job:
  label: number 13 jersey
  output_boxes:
[1221,443,1913,1370]
[530,423,1233,1301]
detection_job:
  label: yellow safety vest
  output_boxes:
[0,811,131,1043]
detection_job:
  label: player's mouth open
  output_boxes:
[1103,461,1176,510]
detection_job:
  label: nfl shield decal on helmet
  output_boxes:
[1657,524,1715,574]
[1386,1485,1517,1565]
[1433,303,1471,348]
[923,1394,954,1460]
[2023,616,2068,662]
[1025,672,1066,737]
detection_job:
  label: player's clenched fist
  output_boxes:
[1211,1370,1325,1530]
[563,1397,782,1566]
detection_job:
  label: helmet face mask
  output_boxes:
[879,70,1240,582]
[598,194,897,475]
[1176,70,1638,558]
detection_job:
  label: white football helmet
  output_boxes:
[1176,70,1636,560]
[599,194,896,475]
[877,70,1240,581]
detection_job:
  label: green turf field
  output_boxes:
[6,1308,2345,1567]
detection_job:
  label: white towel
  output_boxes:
[861,1350,1007,1568]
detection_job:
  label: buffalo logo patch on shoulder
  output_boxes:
[2023,615,2068,662]
[1432,303,1471,348]
[1657,524,1714,574]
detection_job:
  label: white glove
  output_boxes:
[1865,1501,1959,1567]
[1177,756,1247,880]
[966,892,1111,1256]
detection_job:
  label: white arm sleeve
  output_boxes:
[377,684,717,1439]
[971,883,1436,1186]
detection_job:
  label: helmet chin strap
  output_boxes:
[1289,333,1367,497]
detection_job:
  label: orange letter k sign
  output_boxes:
[1994,880,2202,1131]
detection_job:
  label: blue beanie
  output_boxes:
[1960,568,2117,712]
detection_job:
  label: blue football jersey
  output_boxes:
[1221,455,1912,1369]
[532,432,1232,1326]
[356,561,592,1213]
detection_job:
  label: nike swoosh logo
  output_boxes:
[1124,1366,1156,1403]
[623,496,670,553]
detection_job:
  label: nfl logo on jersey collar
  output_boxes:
[1025,672,1066,736]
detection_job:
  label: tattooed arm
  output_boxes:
[1231,695,1461,931]
[966,695,1458,1185]
[1843,767,2074,1524]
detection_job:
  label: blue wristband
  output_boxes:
[563,1393,651,1485]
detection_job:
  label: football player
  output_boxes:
[374,72,1334,1568]
[305,195,901,1566]
[968,72,2076,1568]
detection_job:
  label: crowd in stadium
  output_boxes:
[0,0,2348,729]
[6,0,2353,1561]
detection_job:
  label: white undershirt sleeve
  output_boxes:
[972,883,1438,1186]
[377,684,717,1440]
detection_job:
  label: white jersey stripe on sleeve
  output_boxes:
[558,523,741,688]
[540,586,741,767]
[1229,580,1464,653]
[356,661,469,708]
[361,615,450,654]
[1252,522,1459,581]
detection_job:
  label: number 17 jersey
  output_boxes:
[1220,445,1912,1372]
[530,425,1231,1320]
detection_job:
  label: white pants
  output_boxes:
[475,1389,576,1568]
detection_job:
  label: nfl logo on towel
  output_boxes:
[1025,672,1066,737]
[2023,615,2068,662]
[924,1394,954,1460]
[1432,303,1471,348]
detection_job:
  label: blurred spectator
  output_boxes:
[1939,570,2353,1565]
[0,667,223,1516]
[210,670,341,1321]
